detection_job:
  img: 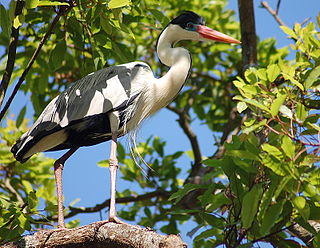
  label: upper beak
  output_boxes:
[197,25,241,44]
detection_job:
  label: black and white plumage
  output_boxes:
[12,62,153,161]
[11,11,240,227]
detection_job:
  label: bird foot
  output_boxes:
[108,216,126,224]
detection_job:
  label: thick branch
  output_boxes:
[287,221,320,248]
[0,5,72,122]
[1,222,187,248]
[238,0,257,71]
[0,0,24,108]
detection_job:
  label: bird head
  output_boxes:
[166,11,241,44]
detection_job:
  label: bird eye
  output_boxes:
[186,22,195,31]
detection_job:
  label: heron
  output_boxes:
[11,11,240,228]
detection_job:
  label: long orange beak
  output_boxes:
[197,25,241,44]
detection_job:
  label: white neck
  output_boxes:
[150,25,192,111]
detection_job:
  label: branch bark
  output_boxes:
[237,0,257,71]
[1,222,187,248]
[0,5,72,122]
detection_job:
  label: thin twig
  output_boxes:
[261,1,286,27]
[251,224,295,243]
[0,5,72,122]
[275,0,281,15]
[301,17,311,26]
[38,189,171,222]
[166,104,202,178]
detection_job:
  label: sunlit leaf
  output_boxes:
[305,65,320,88]
[281,136,295,159]
[279,105,293,119]
[280,25,297,39]
[37,1,69,6]
[270,91,287,116]
[25,0,39,8]
[108,0,130,9]
[267,64,280,82]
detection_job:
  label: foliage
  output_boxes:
[0,119,57,242]
[0,0,319,247]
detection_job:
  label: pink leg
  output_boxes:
[108,133,123,223]
[53,147,78,228]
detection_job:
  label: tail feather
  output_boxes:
[11,137,31,163]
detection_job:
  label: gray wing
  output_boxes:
[12,62,153,162]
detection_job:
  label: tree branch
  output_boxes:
[166,105,202,181]
[1,222,187,248]
[261,1,286,26]
[0,5,72,122]
[38,189,171,222]
[0,0,24,108]
[238,0,257,71]
[275,0,281,15]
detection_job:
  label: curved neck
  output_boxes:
[152,25,192,108]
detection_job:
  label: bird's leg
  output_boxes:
[53,147,78,228]
[108,132,123,223]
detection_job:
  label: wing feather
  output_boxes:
[12,62,153,162]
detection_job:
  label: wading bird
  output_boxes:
[11,11,240,228]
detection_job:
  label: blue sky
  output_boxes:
[1,0,320,247]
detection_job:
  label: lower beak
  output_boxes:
[197,25,241,44]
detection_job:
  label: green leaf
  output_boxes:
[305,65,320,88]
[260,153,286,176]
[13,14,24,29]
[37,1,69,6]
[244,68,258,83]
[153,137,164,157]
[49,41,67,70]
[279,105,293,119]
[100,16,113,35]
[0,4,10,39]
[260,199,285,235]
[256,68,268,81]
[169,184,205,203]
[280,25,297,39]
[242,119,267,134]
[226,150,259,161]
[296,103,308,122]
[201,213,224,228]
[293,196,306,209]
[16,106,27,128]
[274,176,291,199]
[261,144,284,161]
[270,91,287,116]
[281,136,295,159]
[25,0,39,8]
[97,159,109,168]
[267,64,280,82]
[237,102,247,113]
[233,96,271,113]
[149,9,170,27]
[241,184,263,229]
[194,229,218,242]
[108,0,130,9]
[293,196,310,220]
